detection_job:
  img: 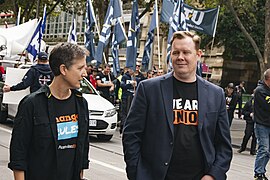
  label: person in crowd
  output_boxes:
[122,31,232,180]
[89,68,98,89]
[196,60,203,77]
[120,67,137,137]
[8,43,90,180]
[225,82,238,126]
[3,52,53,93]
[254,68,270,180]
[146,70,153,79]
[157,68,164,76]
[0,63,4,81]
[134,62,145,82]
[114,68,125,127]
[237,89,256,155]
[85,63,93,81]
[96,64,115,102]
[235,81,246,118]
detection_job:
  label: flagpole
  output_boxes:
[209,5,220,59]
[88,0,108,65]
[17,7,21,25]
[154,0,161,69]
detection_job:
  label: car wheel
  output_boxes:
[97,134,113,141]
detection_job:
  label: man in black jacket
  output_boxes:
[3,52,53,93]
[254,68,270,180]
[237,92,256,155]
[8,43,90,180]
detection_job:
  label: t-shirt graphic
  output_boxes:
[56,114,78,141]
[173,98,198,126]
[165,77,204,180]
[39,74,51,86]
[52,93,78,180]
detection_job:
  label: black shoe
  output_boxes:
[250,151,257,155]
[237,148,245,153]
[254,174,268,180]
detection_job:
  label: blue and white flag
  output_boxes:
[161,0,219,37]
[126,0,140,70]
[142,5,157,71]
[95,0,122,66]
[166,0,188,70]
[67,18,77,44]
[85,0,97,62]
[26,5,46,61]
[111,18,127,76]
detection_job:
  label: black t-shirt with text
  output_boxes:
[96,72,115,100]
[165,77,205,180]
[52,93,78,180]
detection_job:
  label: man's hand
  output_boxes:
[2,84,11,92]
[201,175,214,180]
[13,170,25,180]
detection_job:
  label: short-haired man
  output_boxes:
[254,68,270,180]
[8,43,90,180]
[3,52,53,93]
[96,64,115,101]
[122,31,232,180]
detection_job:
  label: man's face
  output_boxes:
[104,66,111,75]
[157,70,164,76]
[136,64,141,71]
[171,37,201,82]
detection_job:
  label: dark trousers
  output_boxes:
[237,98,243,118]
[240,122,257,153]
[227,109,235,126]
[120,96,133,134]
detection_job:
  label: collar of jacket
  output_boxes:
[35,85,83,98]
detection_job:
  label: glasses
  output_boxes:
[136,65,141,67]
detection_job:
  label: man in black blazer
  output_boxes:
[122,31,232,180]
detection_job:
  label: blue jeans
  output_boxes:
[254,123,270,175]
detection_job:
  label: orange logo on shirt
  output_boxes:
[56,114,78,123]
[173,109,198,125]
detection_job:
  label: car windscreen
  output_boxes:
[79,78,97,95]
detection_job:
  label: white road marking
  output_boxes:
[91,159,126,173]
[0,126,126,174]
[0,126,12,134]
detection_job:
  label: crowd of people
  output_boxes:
[1,31,270,180]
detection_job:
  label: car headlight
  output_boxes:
[104,108,116,117]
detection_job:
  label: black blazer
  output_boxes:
[123,72,232,180]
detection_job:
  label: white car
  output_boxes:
[0,73,118,141]
[80,78,117,141]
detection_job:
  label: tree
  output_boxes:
[226,0,268,78]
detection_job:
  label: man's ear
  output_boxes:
[197,49,202,58]
[59,64,66,75]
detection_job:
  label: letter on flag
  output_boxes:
[67,18,77,44]
[142,4,157,71]
[161,0,219,37]
[26,5,47,61]
[125,0,140,70]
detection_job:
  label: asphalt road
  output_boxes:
[0,118,270,180]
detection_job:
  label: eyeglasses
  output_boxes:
[136,65,141,67]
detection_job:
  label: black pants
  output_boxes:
[227,109,235,126]
[237,98,243,118]
[240,122,257,153]
[120,96,133,134]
